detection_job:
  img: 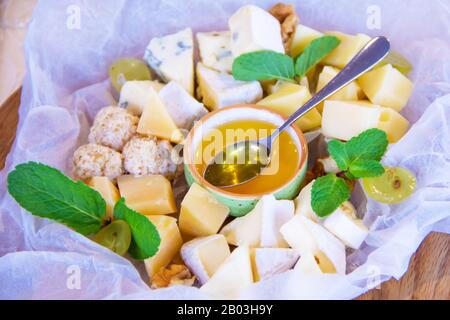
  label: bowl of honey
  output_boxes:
[184,104,308,216]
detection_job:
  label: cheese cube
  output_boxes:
[144,215,182,278]
[117,175,176,215]
[358,64,414,111]
[196,63,262,110]
[87,177,120,221]
[257,83,321,132]
[181,234,230,285]
[200,246,253,299]
[317,66,364,102]
[119,80,165,115]
[323,201,368,249]
[290,24,323,58]
[228,5,284,57]
[280,215,346,274]
[136,87,184,143]
[179,183,229,237]
[321,32,371,68]
[144,28,194,95]
[250,248,299,281]
[197,31,233,73]
[322,100,381,141]
[159,81,208,130]
[377,107,410,143]
[294,180,319,223]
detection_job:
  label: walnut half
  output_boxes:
[151,264,196,289]
[269,3,300,53]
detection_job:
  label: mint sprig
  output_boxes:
[311,129,389,217]
[114,198,160,260]
[7,162,106,235]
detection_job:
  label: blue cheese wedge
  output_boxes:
[228,5,284,57]
[159,81,208,130]
[197,31,233,73]
[196,62,262,110]
[144,28,194,95]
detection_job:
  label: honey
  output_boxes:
[194,120,300,194]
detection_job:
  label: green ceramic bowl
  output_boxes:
[183,104,308,217]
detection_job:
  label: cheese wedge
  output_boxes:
[294,180,319,223]
[257,83,322,132]
[119,80,164,115]
[322,100,381,141]
[117,175,176,215]
[200,246,253,299]
[294,253,323,275]
[179,183,229,237]
[321,32,371,68]
[323,201,368,249]
[291,24,323,58]
[144,28,194,95]
[136,87,184,143]
[358,64,413,111]
[197,31,233,73]
[144,215,183,278]
[181,234,230,285]
[87,177,120,221]
[250,248,299,281]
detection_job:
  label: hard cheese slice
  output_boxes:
[250,248,299,282]
[117,175,176,215]
[181,234,230,285]
[87,176,120,221]
[144,215,183,278]
[144,28,194,95]
[119,80,165,115]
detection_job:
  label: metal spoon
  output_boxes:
[204,36,391,188]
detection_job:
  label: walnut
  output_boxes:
[269,3,300,53]
[151,264,196,289]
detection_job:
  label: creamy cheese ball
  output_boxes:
[72,144,123,180]
[122,135,182,179]
[88,106,138,151]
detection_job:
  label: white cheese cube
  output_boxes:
[144,28,194,95]
[197,31,233,73]
[251,248,299,281]
[323,201,368,249]
[196,63,262,110]
[228,5,284,57]
[119,80,164,115]
[322,100,381,141]
[158,81,208,130]
[294,180,319,223]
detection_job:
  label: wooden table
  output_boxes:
[1,89,449,299]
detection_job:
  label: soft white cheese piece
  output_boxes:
[294,253,323,275]
[228,5,284,57]
[158,81,208,130]
[251,248,299,281]
[144,28,194,95]
[196,62,262,110]
[323,201,369,249]
[200,246,253,299]
[181,234,230,285]
[294,180,319,223]
[260,196,294,248]
[197,31,233,73]
[318,157,340,174]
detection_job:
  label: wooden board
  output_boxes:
[0,89,449,299]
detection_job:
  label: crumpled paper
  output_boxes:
[0,0,449,299]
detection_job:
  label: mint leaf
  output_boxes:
[295,36,341,77]
[345,128,388,163]
[7,162,105,235]
[327,140,348,171]
[232,50,295,82]
[348,159,385,178]
[311,174,350,217]
[114,198,160,260]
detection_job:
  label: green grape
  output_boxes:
[378,51,413,76]
[94,220,131,256]
[109,58,151,92]
[363,167,416,204]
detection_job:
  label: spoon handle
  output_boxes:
[274,36,391,138]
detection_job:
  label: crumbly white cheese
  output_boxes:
[88,106,138,151]
[197,31,233,73]
[72,144,123,180]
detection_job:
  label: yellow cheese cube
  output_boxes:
[358,64,414,111]
[87,177,120,221]
[257,83,322,132]
[321,32,371,68]
[317,66,364,100]
[179,183,229,237]
[290,24,323,58]
[136,87,184,143]
[378,107,410,143]
[117,175,176,215]
[144,215,183,278]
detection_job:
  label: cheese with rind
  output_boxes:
[250,248,299,281]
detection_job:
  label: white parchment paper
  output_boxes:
[0,0,449,299]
